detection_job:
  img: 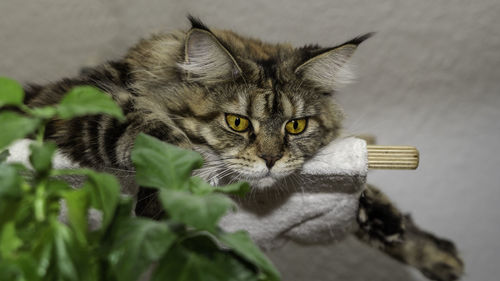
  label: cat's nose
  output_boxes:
[258,154,283,169]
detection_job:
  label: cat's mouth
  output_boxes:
[193,146,296,188]
[232,169,292,189]
[251,176,278,188]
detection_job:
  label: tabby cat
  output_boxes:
[19,17,463,281]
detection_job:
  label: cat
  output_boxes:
[19,16,463,281]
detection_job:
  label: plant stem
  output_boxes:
[37,123,46,144]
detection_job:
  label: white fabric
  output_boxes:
[6,137,368,249]
[7,139,80,170]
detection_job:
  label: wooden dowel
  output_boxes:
[366,145,416,150]
[367,145,419,170]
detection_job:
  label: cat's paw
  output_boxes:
[420,261,463,281]
[403,215,464,281]
[356,186,406,245]
[355,185,464,281]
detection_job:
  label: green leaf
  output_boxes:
[151,243,258,281]
[9,254,41,281]
[0,111,40,150]
[107,218,177,281]
[29,141,57,173]
[63,188,90,245]
[187,178,248,197]
[32,227,56,278]
[29,106,57,119]
[45,178,72,196]
[132,133,204,190]
[215,182,251,197]
[0,254,41,281]
[82,171,120,231]
[0,199,21,228]
[33,217,96,281]
[109,196,135,224]
[60,169,121,231]
[220,231,281,281]
[0,150,9,163]
[180,233,221,253]
[51,220,79,281]
[187,176,215,195]
[0,163,23,198]
[0,261,21,281]
[0,77,24,107]
[159,189,233,232]
[0,222,23,259]
[56,86,124,121]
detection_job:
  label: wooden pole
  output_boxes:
[367,145,419,170]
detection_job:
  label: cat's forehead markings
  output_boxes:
[265,78,273,88]
[224,102,244,115]
[221,93,245,115]
[266,92,275,113]
[237,93,249,115]
[281,94,293,118]
[251,120,261,134]
[294,97,305,117]
[250,93,269,119]
[304,103,320,116]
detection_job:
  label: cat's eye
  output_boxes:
[225,114,250,132]
[285,118,307,135]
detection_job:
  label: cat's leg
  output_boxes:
[355,184,464,281]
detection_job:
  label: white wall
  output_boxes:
[1,1,499,280]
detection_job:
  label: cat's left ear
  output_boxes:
[295,33,374,92]
[179,17,242,83]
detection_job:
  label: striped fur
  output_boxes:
[24,17,361,187]
[356,185,464,281]
[16,17,462,281]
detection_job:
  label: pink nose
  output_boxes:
[258,154,283,169]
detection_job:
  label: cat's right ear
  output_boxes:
[179,26,242,84]
[295,32,374,92]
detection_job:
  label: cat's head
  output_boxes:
[128,17,372,188]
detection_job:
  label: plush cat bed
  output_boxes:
[7,137,368,249]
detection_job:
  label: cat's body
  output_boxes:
[19,17,463,281]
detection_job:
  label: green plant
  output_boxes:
[0,77,280,281]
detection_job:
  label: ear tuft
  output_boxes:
[295,33,374,92]
[342,32,375,47]
[187,15,211,32]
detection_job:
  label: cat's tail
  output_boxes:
[355,185,464,281]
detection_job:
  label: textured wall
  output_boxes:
[1,1,499,280]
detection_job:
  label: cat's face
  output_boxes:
[185,82,343,188]
[128,18,370,188]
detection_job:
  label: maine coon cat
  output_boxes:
[17,17,463,281]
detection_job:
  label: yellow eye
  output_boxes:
[225,114,250,132]
[285,118,307,134]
